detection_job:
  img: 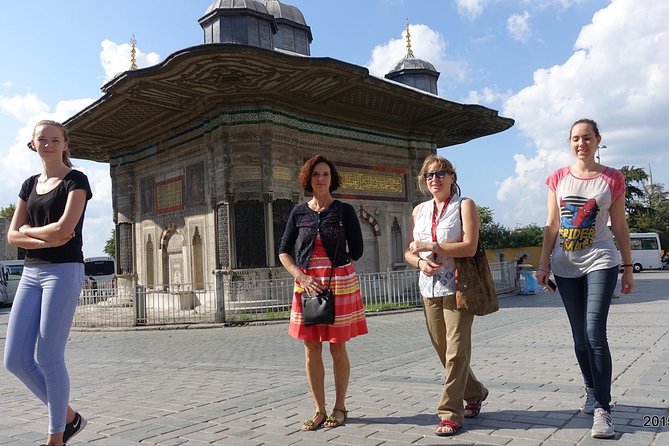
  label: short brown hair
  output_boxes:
[298,155,342,193]
[417,154,459,196]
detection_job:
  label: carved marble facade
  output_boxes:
[111,106,432,288]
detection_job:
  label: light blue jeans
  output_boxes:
[4,263,84,434]
[554,266,618,412]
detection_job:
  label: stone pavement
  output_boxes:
[1,272,667,446]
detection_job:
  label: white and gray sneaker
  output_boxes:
[581,387,595,414]
[591,408,615,438]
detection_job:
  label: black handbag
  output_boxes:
[302,287,335,327]
[302,207,342,327]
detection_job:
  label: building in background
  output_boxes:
[64,0,513,314]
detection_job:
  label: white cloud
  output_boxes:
[507,11,532,43]
[100,39,161,83]
[0,93,50,123]
[462,87,513,107]
[496,0,669,226]
[1,81,14,88]
[455,0,487,20]
[521,0,586,10]
[76,161,113,257]
[367,24,468,83]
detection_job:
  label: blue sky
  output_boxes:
[1,0,667,257]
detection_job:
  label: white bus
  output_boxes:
[624,233,663,273]
[84,256,116,282]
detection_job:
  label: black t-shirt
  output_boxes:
[19,169,93,265]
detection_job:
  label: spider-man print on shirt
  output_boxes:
[559,196,599,252]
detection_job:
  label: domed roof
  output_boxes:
[264,0,307,25]
[389,56,437,73]
[204,0,269,15]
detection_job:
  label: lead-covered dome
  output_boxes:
[204,0,269,15]
[200,0,277,49]
[263,0,312,55]
[385,25,439,95]
[264,0,307,25]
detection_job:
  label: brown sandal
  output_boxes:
[324,407,348,428]
[302,412,327,431]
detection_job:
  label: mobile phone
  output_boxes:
[545,279,557,293]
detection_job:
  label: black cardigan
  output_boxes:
[278,200,363,269]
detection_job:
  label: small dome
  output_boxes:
[264,0,307,25]
[390,56,437,73]
[205,0,269,15]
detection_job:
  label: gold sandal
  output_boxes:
[324,407,348,428]
[302,412,327,431]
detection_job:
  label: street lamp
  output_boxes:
[597,145,607,163]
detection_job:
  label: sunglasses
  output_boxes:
[423,170,448,180]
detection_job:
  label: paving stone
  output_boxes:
[1,271,668,445]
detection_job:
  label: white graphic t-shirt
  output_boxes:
[546,166,626,278]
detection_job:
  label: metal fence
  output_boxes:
[72,261,517,328]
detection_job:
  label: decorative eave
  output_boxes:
[65,43,514,162]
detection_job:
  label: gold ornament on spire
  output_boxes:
[130,35,138,70]
[405,20,415,59]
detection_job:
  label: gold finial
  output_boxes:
[130,35,138,70]
[405,20,415,59]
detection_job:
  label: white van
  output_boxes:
[0,260,24,305]
[625,233,663,272]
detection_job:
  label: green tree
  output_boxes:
[104,229,116,257]
[0,203,16,221]
[478,206,511,249]
[509,224,544,248]
[619,165,669,250]
[620,165,650,230]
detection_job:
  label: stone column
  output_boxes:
[110,163,137,307]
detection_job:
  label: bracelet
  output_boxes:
[538,268,551,274]
[621,264,633,268]
[417,258,424,269]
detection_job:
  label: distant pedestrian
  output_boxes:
[536,118,634,439]
[3,120,92,446]
[515,253,528,287]
[405,154,488,437]
[278,155,367,431]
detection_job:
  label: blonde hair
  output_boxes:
[30,120,72,168]
[416,154,459,196]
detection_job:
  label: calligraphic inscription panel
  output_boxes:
[338,166,406,201]
[156,177,184,214]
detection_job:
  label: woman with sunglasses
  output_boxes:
[405,154,488,437]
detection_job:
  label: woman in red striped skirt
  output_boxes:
[279,155,367,431]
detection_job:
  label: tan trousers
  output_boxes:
[422,295,487,423]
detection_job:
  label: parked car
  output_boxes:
[0,260,24,306]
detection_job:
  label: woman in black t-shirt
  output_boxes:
[4,120,92,446]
